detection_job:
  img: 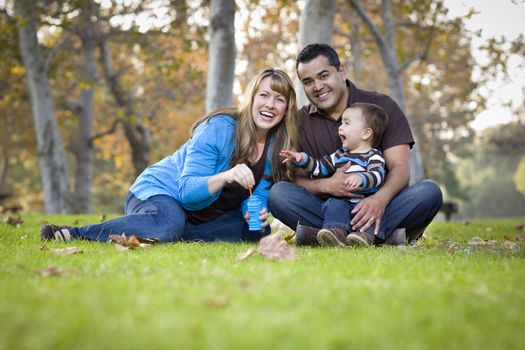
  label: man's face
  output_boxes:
[297,55,347,118]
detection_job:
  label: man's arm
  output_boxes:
[350,144,410,234]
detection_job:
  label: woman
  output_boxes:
[41,68,299,243]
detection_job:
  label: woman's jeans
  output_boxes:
[71,192,268,243]
[268,179,443,244]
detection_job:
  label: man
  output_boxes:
[268,43,442,246]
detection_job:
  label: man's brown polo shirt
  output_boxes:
[298,80,415,162]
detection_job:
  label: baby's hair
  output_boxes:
[347,102,389,147]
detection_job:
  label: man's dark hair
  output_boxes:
[296,43,341,71]
[349,102,389,147]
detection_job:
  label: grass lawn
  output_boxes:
[1,214,524,350]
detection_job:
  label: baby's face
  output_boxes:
[338,108,368,150]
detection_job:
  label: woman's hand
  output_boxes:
[226,164,255,189]
[208,163,254,195]
[244,207,270,229]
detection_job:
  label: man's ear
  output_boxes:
[362,127,373,141]
[338,65,346,78]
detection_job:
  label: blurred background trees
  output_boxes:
[1,0,523,218]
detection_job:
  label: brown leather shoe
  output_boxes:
[295,224,320,246]
[346,231,375,247]
[317,227,348,248]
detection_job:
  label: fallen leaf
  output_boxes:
[258,234,298,261]
[5,216,23,227]
[135,236,160,244]
[40,266,77,277]
[73,218,80,225]
[467,237,485,246]
[51,246,83,255]
[237,247,256,260]
[503,240,519,251]
[514,224,525,231]
[99,214,107,222]
[462,220,471,226]
[109,233,157,249]
[114,243,129,252]
[446,242,462,255]
[39,244,48,251]
[204,296,229,309]
[109,233,127,245]
[127,235,141,248]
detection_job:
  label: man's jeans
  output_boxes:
[268,179,442,243]
[72,192,267,243]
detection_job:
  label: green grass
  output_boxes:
[1,215,524,350]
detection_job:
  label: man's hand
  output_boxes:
[350,194,387,235]
[321,163,364,199]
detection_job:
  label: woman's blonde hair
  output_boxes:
[191,68,299,182]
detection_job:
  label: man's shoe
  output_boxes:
[295,224,320,246]
[317,227,348,248]
[346,231,375,247]
[385,228,406,246]
[40,225,73,242]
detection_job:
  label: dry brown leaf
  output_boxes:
[467,237,485,246]
[109,233,127,245]
[204,296,229,309]
[114,243,129,252]
[5,216,23,227]
[109,233,157,249]
[39,244,48,252]
[514,224,525,231]
[237,247,257,260]
[40,266,77,277]
[446,242,462,255]
[258,234,298,261]
[51,246,83,255]
[135,236,160,244]
[127,235,141,248]
[503,240,519,250]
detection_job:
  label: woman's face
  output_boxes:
[251,76,287,137]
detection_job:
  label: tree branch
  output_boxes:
[347,0,390,70]
[89,118,121,145]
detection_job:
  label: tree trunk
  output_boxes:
[99,36,151,177]
[15,0,71,213]
[205,0,236,112]
[349,12,363,86]
[71,2,97,213]
[296,0,336,108]
[348,0,425,183]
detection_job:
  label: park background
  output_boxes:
[1,0,524,219]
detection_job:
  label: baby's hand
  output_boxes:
[279,150,304,164]
[345,175,363,191]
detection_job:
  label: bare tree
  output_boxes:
[347,0,434,182]
[69,1,98,213]
[296,0,336,107]
[206,0,236,112]
[15,0,70,213]
[99,36,152,177]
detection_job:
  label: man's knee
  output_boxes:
[268,181,295,212]
[418,179,443,209]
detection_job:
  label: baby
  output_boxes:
[280,102,388,247]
